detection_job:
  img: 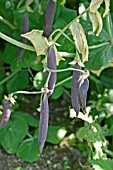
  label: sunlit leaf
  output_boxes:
[103,0,110,17]
[88,11,103,36]
[22,30,49,57]
[90,159,113,170]
[90,0,103,13]
[69,21,88,62]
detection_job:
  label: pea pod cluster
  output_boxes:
[71,64,89,116]
[18,11,29,58]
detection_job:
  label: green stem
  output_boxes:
[54,7,90,42]
[50,29,74,44]
[0,16,16,30]
[106,14,113,45]
[46,67,84,73]
[88,42,110,49]
[0,69,20,86]
[55,76,72,87]
[11,90,42,96]
[44,71,51,87]
[0,32,35,52]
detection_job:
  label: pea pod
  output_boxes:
[47,46,56,96]
[18,11,29,58]
[44,0,56,38]
[0,100,12,129]
[71,64,81,116]
[79,78,89,111]
[38,93,49,153]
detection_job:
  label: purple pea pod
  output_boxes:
[47,46,56,96]
[0,100,12,129]
[79,78,89,111]
[18,11,29,58]
[71,64,81,116]
[44,0,56,38]
[38,93,49,153]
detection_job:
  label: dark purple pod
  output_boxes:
[71,64,81,116]
[79,79,89,111]
[38,93,49,153]
[44,0,56,38]
[47,46,56,96]
[18,11,29,58]
[0,100,12,129]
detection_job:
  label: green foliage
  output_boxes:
[16,138,40,163]
[90,159,113,170]
[0,0,113,167]
[0,114,28,154]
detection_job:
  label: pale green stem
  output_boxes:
[55,76,72,87]
[44,71,51,87]
[0,32,35,52]
[0,16,16,30]
[106,14,113,45]
[46,67,84,73]
[50,29,74,44]
[54,7,90,42]
[0,69,20,86]
[11,90,42,96]
[88,42,110,49]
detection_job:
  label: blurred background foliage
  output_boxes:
[0,0,113,169]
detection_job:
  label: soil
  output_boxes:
[0,93,87,170]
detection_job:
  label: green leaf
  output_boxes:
[85,45,113,70]
[53,6,77,52]
[0,115,28,154]
[46,126,67,144]
[12,111,39,127]
[52,86,64,99]
[105,126,113,136]
[90,159,113,170]
[16,138,40,163]
[76,125,89,142]
[22,30,48,57]
[7,71,29,93]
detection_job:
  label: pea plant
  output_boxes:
[0,0,113,168]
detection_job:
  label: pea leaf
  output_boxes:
[22,30,49,57]
[90,159,113,170]
[46,126,67,144]
[7,71,29,93]
[12,111,39,127]
[16,138,40,163]
[52,86,64,99]
[0,115,28,154]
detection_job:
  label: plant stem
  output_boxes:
[50,29,74,44]
[106,14,113,45]
[46,67,84,73]
[11,90,42,96]
[88,42,110,49]
[0,32,35,52]
[0,16,16,29]
[44,71,51,87]
[55,76,72,87]
[54,7,90,42]
[0,69,20,86]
